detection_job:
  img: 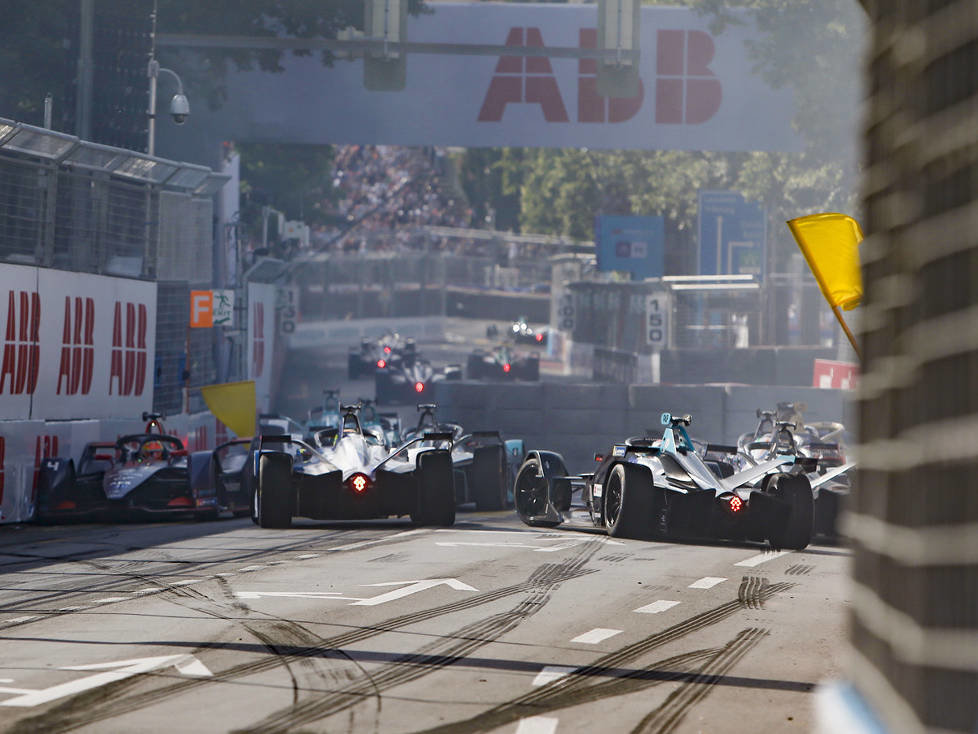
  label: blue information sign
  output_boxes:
[595,215,665,280]
[697,191,766,277]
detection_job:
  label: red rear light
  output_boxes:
[535,333,543,342]
[383,346,392,354]
[415,381,425,393]
[350,473,370,493]
[377,359,387,369]
[594,453,603,462]
[729,495,744,513]
[503,363,511,373]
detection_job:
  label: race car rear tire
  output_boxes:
[766,473,814,550]
[513,458,561,528]
[257,453,293,528]
[472,445,507,511]
[604,463,654,540]
[413,451,455,526]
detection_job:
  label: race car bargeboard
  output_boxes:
[514,412,818,550]
[250,404,456,528]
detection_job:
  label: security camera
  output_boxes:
[169,93,190,124]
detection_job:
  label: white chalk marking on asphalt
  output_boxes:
[237,565,264,572]
[352,578,478,606]
[516,716,559,734]
[214,572,236,578]
[0,654,212,708]
[532,666,576,687]
[734,550,790,568]
[92,597,128,604]
[3,616,37,625]
[327,529,426,552]
[295,554,319,559]
[58,606,85,612]
[134,587,162,595]
[570,628,622,645]
[689,577,727,589]
[634,600,680,614]
[170,579,202,586]
[235,591,366,602]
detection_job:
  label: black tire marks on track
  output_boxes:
[6,538,603,733]
[412,582,793,734]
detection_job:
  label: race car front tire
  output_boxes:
[766,473,814,550]
[412,451,455,526]
[513,458,562,528]
[257,453,293,528]
[604,463,654,540]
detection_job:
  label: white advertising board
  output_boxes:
[193,3,799,152]
[0,265,157,421]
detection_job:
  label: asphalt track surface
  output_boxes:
[0,325,851,732]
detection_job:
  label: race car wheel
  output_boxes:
[413,451,455,526]
[766,473,814,550]
[472,445,507,511]
[604,463,654,540]
[257,453,293,528]
[513,459,561,528]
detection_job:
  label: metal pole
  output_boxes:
[76,0,94,139]
[43,94,53,129]
[147,0,159,155]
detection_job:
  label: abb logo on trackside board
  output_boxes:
[479,27,721,125]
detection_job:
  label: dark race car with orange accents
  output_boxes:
[34,414,219,522]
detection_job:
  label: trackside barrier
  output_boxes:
[432,381,853,474]
[0,411,230,524]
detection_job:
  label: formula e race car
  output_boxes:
[466,345,540,381]
[508,317,548,346]
[249,404,456,528]
[349,331,415,379]
[402,404,523,510]
[514,412,819,550]
[737,404,853,538]
[35,414,219,522]
[375,349,462,404]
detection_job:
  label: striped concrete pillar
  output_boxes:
[834,1,978,732]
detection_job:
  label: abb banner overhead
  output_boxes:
[0,264,157,421]
[192,3,800,152]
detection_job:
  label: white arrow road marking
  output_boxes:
[516,716,559,734]
[689,577,727,589]
[634,600,680,614]
[0,654,212,707]
[235,591,367,602]
[532,666,576,687]
[570,628,622,645]
[351,579,478,606]
[734,550,790,568]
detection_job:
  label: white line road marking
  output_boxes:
[170,579,202,586]
[58,606,85,612]
[516,717,559,734]
[327,529,427,552]
[134,588,162,595]
[351,579,478,606]
[0,680,13,683]
[214,573,236,578]
[532,666,576,687]
[237,566,264,572]
[0,654,212,708]
[634,600,681,614]
[734,550,790,568]
[689,577,727,589]
[0,687,35,696]
[235,591,367,602]
[570,628,622,645]
[3,617,37,625]
[295,554,319,560]
[92,597,128,604]
[435,538,624,553]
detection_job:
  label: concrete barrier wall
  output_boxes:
[432,381,853,474]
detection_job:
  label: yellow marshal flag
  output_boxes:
[787,213,864,311]
[200,380,256,438]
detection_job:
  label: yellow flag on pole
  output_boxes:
[787,213,864,311]
[200,380,256,438]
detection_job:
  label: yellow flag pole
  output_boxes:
[831,305,862,362]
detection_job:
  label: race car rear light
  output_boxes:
[348,473,371,493]
[728,496,744,513]
[502,363,511,373]
[384,346,392,354]
[54,500,77,511]
[377,359,387,369]
[535,333,543,342]
[415,381,425,392]
[94,454,113,461]
[167,497,195,508]
[594,453,603,462]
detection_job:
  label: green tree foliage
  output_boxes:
[238,143,334,229]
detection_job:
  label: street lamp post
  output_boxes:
[146,0,189,157]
